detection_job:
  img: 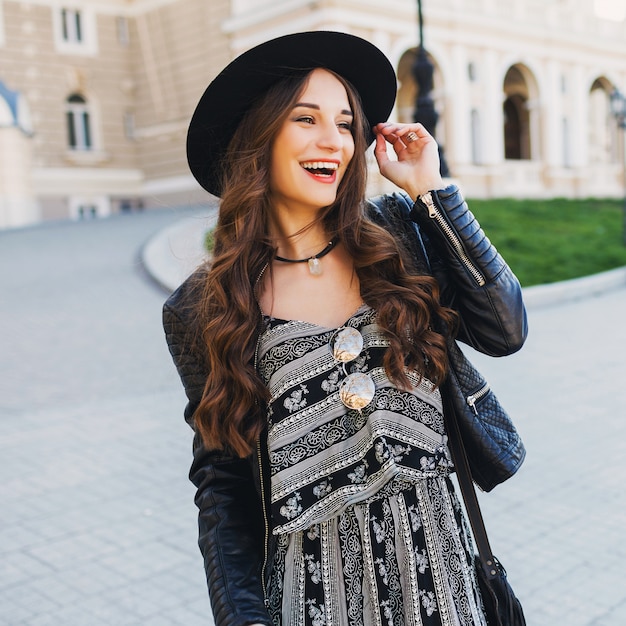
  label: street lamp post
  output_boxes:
[411,0,450,177]
[610,88,626,246]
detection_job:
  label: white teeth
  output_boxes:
[301,161,339,171]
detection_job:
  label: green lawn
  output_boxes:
[467,197,626,286]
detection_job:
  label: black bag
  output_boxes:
[475,555,526,626]
[447,339,526,491]
[444,382,526,626]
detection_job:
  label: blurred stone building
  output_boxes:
[0,0,624,228]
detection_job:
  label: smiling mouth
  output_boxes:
[301,161,339,178]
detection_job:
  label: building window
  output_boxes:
[589,80,616,164]
[468,62,477,82]
[562,117,571,167]
[471,109,482,164]
[123,111,135,140]
[503,96,530,160]
[116,16,129,46]
[503,66,532,160]
[53,6,97,55]
[61,8,82,43]
[66,93,92,150]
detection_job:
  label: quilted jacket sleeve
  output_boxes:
[163,277,272,626]
[370,184,527,357]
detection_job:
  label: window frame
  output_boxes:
[53,5,98,55]
[66,93,93,152]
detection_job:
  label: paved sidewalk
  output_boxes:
[1,207,625,625]
[0,208,215,626]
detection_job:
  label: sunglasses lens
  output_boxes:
[332,326,363,362]
[339,372,376,410]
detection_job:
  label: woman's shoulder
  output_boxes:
[163,266,209,326]
[363,191,432,275]
[364,191,423,245]
[365,191,414,224]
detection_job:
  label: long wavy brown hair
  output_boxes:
[190,69,457,457]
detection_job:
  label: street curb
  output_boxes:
[141,215,626,308]
[141,208,217,294]
[522,265,626,308]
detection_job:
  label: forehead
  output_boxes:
[297,68,352,107]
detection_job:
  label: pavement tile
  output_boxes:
[0,551,54,588]
[593,599,626,625]
[0,599,38,624]
[162,596,214,625]
[53,561,129,596]
[20,604,110,625]
[100,541,191,582]
[28,575,85,608]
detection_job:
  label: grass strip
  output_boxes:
[468,197,626,286]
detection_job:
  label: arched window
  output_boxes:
[66,93,92,150]
[503,67,532,160]
[588,79,616,165]
[396,48,445,129]
[504,96,524,159]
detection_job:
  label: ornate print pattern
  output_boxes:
[260,307,487,625]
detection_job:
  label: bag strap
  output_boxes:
[443,386,498,576]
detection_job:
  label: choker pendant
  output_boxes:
[308,257,322,276]
[275,238,338,276]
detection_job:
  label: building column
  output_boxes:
[449,42,470,166]
[482,49,504,165]
[570,64,588,168]
[0,127,38,228]
[544,59,563,168]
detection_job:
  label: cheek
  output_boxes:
[340,141,356,179]
[345,136,355,161]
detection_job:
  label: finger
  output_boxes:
[381,125,424,154]
[377,130,408,158]
[375,123,403,143]
[389,123,431,144]
[404,131,419,145]
[373,132,391,169]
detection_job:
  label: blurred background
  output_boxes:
[0,0,625,228]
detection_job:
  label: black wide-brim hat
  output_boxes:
[186,31,397,197]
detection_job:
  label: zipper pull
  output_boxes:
[466,394,479,415]
[420,191,438,218]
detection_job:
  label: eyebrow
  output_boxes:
[293,102,353,117]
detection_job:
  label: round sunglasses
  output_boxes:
[330,326,376,411]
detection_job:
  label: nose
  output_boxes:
[316,120,343,151]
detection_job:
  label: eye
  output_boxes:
[338,121,353,132]
[295,115,315,124]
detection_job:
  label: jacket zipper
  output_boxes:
[466,383,490,415]
[420,192,486,287]
[257,438,270,608]
[254,327,270,609]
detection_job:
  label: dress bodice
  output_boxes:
[257,305,452,535]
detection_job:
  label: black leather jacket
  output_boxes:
[162,184,528,626]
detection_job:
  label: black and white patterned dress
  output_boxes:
[257,305,487,626]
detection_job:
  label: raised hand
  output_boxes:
[372,122,445,199]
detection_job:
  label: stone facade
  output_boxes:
[0,0,624,227]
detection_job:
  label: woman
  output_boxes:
[164,31,527,626]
